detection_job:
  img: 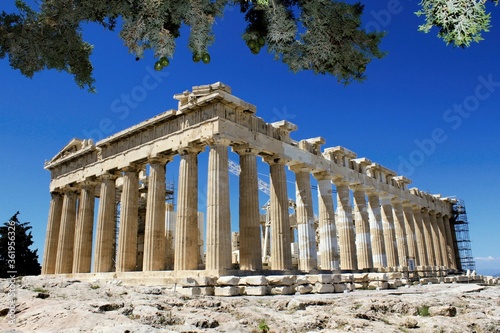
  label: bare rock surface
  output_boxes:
[1,275,499,333]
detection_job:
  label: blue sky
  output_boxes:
[1,1,500,276]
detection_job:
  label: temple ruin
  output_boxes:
[42,82,478,293]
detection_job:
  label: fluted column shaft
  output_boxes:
[116,168,139,272]
[94,175,117,272]
[42,192,63,274]
[174,148,200,270]
[392,200,409,267]
[352,186,373,271]
[412,206,428,266]
[237,148,262,270]
[367,192,386,268]
[294,168,317,271]
[335,182,357,271]
[55,190,77,274]
[269,159,292,270]
[435,213,449,268]
[73,183,96,273]
[429,211,443,267]
[380,196,399,268]
[316,177,339,270]
[143,159,168,271]
[402,202,419,266]
[421,208,436,267]
[206,143,232,271]
[442,215,457,270]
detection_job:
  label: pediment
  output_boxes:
[46,138,95,166]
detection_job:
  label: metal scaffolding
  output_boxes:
[451,199,475,272]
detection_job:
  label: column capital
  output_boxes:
[349,183,368,192]
[331,176,349,187]
[205,136,232,147]
[148,155,173,165]
[401,200,413,207]
[232,144,259,156]
[312,170,331,181]
[121,163,142,173]
[289,163,312,174]
[379,191,394,199]
[262,154,289,165]
[391,196,403,205]
[77,179,100,189]
[178,144,204,156]
[60,185,80,194]
[99,171,120,181]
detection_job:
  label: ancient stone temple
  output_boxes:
[42,82,461,285]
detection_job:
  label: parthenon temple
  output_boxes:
[42,82,468,286]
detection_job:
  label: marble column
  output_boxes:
[402,201,419,266]
[236,146,262,270]
[429,210,443,267]
[380,196,399,268]
[42,192,63,274]
[392,199,409,268]
[352,185,373,271]
[421,208,436,267]
[334,180,357,271]
[268,157,292,270]
[72,182,96,273]
[436,213,449,268]
[442,214,457,270]
[55,190,78,274]
[367,192,386,269]
[411,205,428,266]
[93,174,117,273]
[206,141,232,271]
[174,147,201,271]
[143,158,169,271]
[315,174,340,270]
[116,167,140,272]
[292,166,317,271]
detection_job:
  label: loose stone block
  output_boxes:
[214,286,240,296]
[200,287,215,296]
[353,273,369,283]
[267,275,296,286]
[296,284,313,294]
[270,285,295,295]
[217,276,240,286]
[177,276,216,287]
[244,286,269,296]
[387,272,402,279]
[341,274,354,283]
[354,282,366,290]
[296,275,308,285]
[240,276,268,286]
[313,283,334,294]
[368,273,388,281]
[177,287,201,297]
[331,274,342,283]
[388,280,403,288]
[334,283,347,293]
[369,281,389,290]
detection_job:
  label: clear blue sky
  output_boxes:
[1,2,499,275]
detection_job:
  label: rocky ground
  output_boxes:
[1,275,499,333]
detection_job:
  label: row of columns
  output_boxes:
[42,141,458,275]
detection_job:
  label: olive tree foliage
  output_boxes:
[0,1,496,92]
[416,0,498,47]
[0,0,384,91]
